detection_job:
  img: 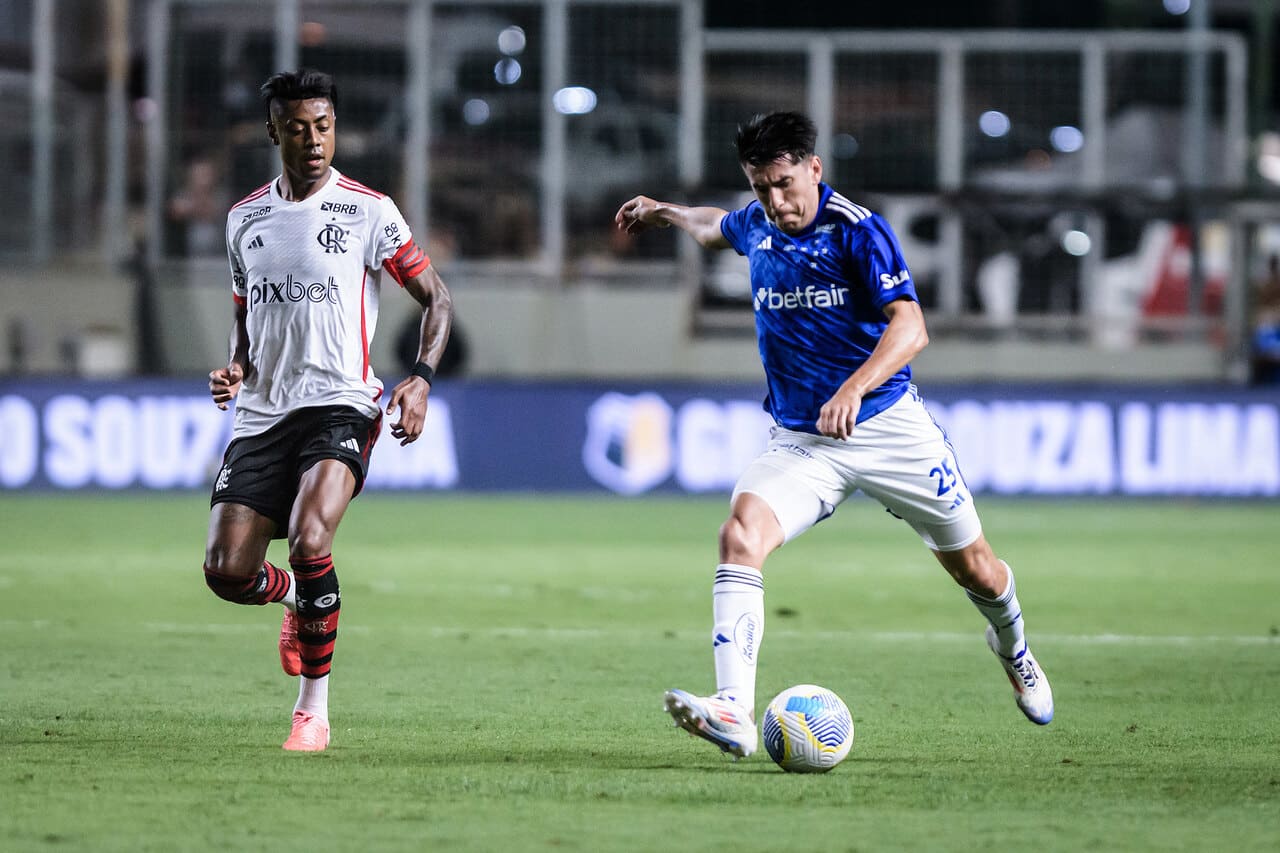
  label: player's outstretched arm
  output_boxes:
[615,195,731,250]
[386,264,453,445]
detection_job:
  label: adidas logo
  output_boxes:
[339,437,360,454]
[755,236,772,251]
[247,235,264,249]
[713,632,731,647]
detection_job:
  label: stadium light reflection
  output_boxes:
[1062,229,1092,256]
[553,86,598,115]
[1050,125,1084,153]
[979,110,1011,138]
[462,98,491,126]
[494,58,522,85]
[498,25,527,55]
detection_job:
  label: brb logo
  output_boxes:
[249,274,340,309]
[753,285,849,311]
[320,201,358,215]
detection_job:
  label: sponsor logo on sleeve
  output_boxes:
[879,269,911,289]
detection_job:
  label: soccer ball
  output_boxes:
[762,684,854,773]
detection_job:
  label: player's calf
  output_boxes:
[291,554,340,679]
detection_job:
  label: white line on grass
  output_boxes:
[2,621,1274,646]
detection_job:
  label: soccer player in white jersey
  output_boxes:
[202,69,453,752]
[615,111,1053,760]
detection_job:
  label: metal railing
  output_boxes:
[4,0,1260,367]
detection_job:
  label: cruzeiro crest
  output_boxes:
[317,223,348,254]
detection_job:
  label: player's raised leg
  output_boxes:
[200,502,298,660]
[935,538,1054,725]
[203,503,299,673]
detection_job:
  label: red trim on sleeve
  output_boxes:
[382,240,431,287]
[233,293,246,306]
[360,269,370,381]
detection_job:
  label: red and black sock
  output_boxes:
[204,560,291,605]
[291,554,340,679]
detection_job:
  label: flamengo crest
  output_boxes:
[317,224,348,254]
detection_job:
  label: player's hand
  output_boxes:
[614,195,667,235]
[817,388,862,440]
[385,375,430,445]
[209,362,244,411]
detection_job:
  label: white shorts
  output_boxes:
[731,387,982,552]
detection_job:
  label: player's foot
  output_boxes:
[279,609,301,676]
[663,689,757,758]
[282,711,330,752]
[985,625,1054,725]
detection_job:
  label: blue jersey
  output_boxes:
[719,183,918,434]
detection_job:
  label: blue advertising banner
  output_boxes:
[1,378,1278,497]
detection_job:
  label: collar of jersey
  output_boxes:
[271,167,340,206]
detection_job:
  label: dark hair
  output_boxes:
[735,111,817,167]
[260,68,337,116]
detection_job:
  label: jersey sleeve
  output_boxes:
[851,213,918,310]
[719,203,755,255]
[367,196,415,269]
[369,195,431,287]
[226,214,248,305]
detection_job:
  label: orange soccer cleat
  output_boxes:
[281,711,330,752]
[278,609,301,676]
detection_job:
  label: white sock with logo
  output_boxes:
[712,564,765,717]
[966,561,1026,658]
[294,674,329,721]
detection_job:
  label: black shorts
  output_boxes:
[210,405,382,533]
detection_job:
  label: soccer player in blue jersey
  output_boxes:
[615,111,1053,760]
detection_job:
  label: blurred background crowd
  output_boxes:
[4,0,1280,386]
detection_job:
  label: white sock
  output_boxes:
[281,571,296,612]
[966,561,1026,658]
[294,674,329,720]
[712,563,764,716]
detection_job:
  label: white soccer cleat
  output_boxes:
[663,688,758,759]
[985,625,1054,725]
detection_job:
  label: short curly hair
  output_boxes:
[259,68,337,117]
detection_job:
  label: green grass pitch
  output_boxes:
[1,494,1277,852]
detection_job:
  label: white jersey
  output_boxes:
[225,168,413,439]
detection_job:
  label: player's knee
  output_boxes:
[719,515,766,563]
[203,563,258,604]
[202,538,258,589]
[938,545,1002,596]
[288,525,334,561]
